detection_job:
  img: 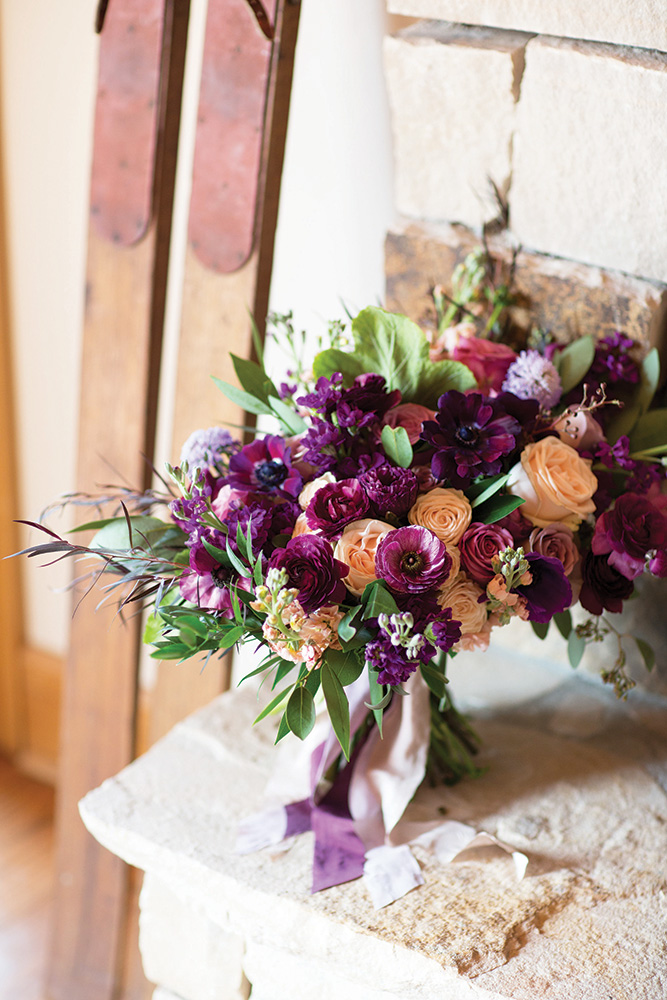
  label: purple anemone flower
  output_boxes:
[420,391,522,488]
[226,435,302,497]
[360,465,419,519]
[375,525,452,593]
[179,548,238,615]
[513,551,572,623]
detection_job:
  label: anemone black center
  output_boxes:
[210,565,228,588]
[255,459,288,487]
[455,424,478,446]
[400,551,424,574]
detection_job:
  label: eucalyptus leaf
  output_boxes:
[321,660,351,759]
[567,631,586,669]
[274,713,291,744]
[338,606,364,643]
[531,620,549,641]
[325,647,363,686]
[555,336,595,394]
[150,643,192,660]
[286,686,316,740]
[231,354,279,403]
[211,377,273,416]
[380,424,413,468]
[635,637,655,672]
[267,396,307,435]
[553,610,572,640]
[366,666,386,735]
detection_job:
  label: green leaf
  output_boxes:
[472,494,525,524]
[349,307,476,407]
[629,408,667,457]
[216,625,245,650]
[321,660,351,759]
[531,620,550,640]
[635,637,655,672]
[311,348,364,386]
[211,377,273,416]
[274,712,291,744]
[202,536,232,566]
[70,516,126,534]
[90,516,173,552]
[607,348,661,443]
[176,614,209,638]
[337,606,364,643]
[380,424,413,468]
[150,643,193,660]
[567,630,586,669]
[144,611,166,644]
[304,668,322,697]
[361,580,400,619]
[366,665,385,735]
[254,685,294,725]
[555,336,595,394]
[553,610,572,640]
[285,686,316,740]
[231,353,279,404]
[468,473,509,508]
[224,539,250,578]
[420,659,448,698]
[267,396,307,435]
[325,648,363,686]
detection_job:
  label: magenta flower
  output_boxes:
[375,525,452,593]
[267,535,348,613]
[360,465,419,519]
[305,478,369,537]
[421,391,522,488]
[226,435,302,497]
[592,493,667,579]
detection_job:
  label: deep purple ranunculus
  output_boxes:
[365,637,417,687]
[421,390,522,488]
[267,535,348,613]
[226,435,302,497]
[375,525,452,593]
[579,550,635,615]
[512,551,572,623]
[305,478,370,536]
[360,465,419,518]
[459,522,515,586]
[592,492,667,580]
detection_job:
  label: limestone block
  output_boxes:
[79,685,667,1000]
[385,219,667,348]
[386,0,667,54]
[153,991,184,1000]
[139,873,249,1000]
[511,37,667,283]
[384,23,532,229]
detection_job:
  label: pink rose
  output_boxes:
[452,337,517,392]
[529,524,580,577]
[383,403,436,445]
[459,522,514,586]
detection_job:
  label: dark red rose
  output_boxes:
[579,550,635,616]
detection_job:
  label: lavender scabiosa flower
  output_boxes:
[226,435,302,497]
[375,525,452,593]
[179,427,239,474]
[502,350,562,408]
[360,465,419,519]
[421,391,522,488]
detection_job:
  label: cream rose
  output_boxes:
[506,436,597,529]
[333,518,394,596]
[437,572,488,637]
[298,472,337,511]
[408,488,472,545]
[292,512,316,537]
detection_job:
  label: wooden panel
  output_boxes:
[16,647,63,785]
[149,0,301,744]
[0,70,25,758]
[46,2,190,998]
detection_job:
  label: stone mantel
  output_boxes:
[79,675,667,1000]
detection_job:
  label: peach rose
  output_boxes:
[333,518,395,596]
[529,524,580,576]
[292,512,316,537]
[437,572,488,637]
[298,472,337,510]
[408,488,472,545]
[383,403,436,445]
[506,436,598,529]
[553,407,605,452]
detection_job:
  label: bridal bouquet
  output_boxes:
[23,252,667,901]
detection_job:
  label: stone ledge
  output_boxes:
[80,681,667,999]
[386,0,667,54]
[385,218,667,350]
